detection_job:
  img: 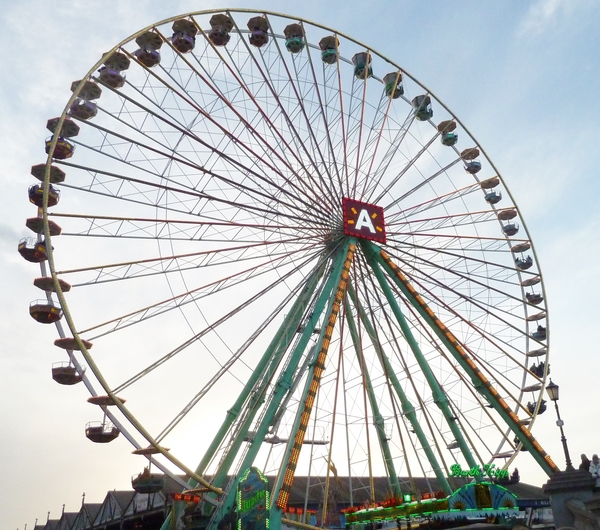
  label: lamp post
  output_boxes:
[546,379,575,472]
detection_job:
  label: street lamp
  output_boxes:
[546,379,575,472]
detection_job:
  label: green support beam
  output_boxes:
[199,261,327,483]
[159,262,326,530]
[204,263,330,496]
[270,239,356,529]
[343,298,402,498]
[346,281,453,494]
[209,240,355,530]
[361,240,558,477]
[360,240,481,475]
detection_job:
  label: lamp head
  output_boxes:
[546,379,559,402]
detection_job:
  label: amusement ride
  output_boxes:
[19,8,556,530]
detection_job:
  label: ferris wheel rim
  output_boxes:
[33,7,553,502]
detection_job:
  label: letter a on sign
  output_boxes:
[342,198,386,244]
[355,209,376,233]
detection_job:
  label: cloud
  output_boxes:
[519,0,569,36]
[518,0,591,37]
[0,223,22,244]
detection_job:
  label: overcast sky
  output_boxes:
[1,1,599,529]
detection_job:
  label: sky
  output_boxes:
[1,0,599,529]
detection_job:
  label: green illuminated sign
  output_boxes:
[237,467,270,530]
[240,489,266,513]
[449,463,509,480]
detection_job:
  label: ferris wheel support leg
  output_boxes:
[158,263,329,530]
[345,281,453,495]
[205,273,331,498]
[360,240,482,476]
[208,241,357,530]
[362,240,559,477]
[343,298,402,498]
[270,240,356,528]
[199,260,328,482]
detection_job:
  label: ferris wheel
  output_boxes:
[21,8,557,529]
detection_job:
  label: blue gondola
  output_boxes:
[247,16,269,47]
[502,223,519,236]
[532,325,546,341]
[172,19,198,53]
[526,292,543,305]
[515,255,533,270]
[319,36,338,64]
[412,95,433,121]
[132,468,165,493]
[465,160,482,174]
[352,52,373,79]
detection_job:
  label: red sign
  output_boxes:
[342,198,386,244]
[173,493,202,503]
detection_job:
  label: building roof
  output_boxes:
[109,490,136,511]
[82,503,102,521]
[56,512,78,530]
[503,481,547,500]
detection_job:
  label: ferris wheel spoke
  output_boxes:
[327,52,353,199]
[355,266,449,426]
[381,250,535,394]
[56,237,319,287]
[97,250,328,402]
[380,288,517,458]
[399,267,530,357]
[357,246,531,381]
[361,106,417,202]
[382,246,515,295]
[387,230,520,257]
[288,26,345,205]
[338,70,382,198]
[387,208,507,233]
[386,240,532,305]
[148,259,330,463]
[49,212,319,241]
[382,156,463,211]
[312,37,349,200]
[235,15,341,212]
[73,113,323,221]
[389,250,528,324]
[342,64,374,196]
[354,251,483,473]
[207,244,355,504]
[368,125,441,206]
[57,158,328,228]
[168,22,337,214]
[344,276,453,492]
[351,274,458,480]
[126,267,322,442]
[344,302,398,490]
[447,373,518,456]
[355,87,399,199]
[387,181,485,222]
[365,245,554,473]
[78,244,320,338]
[107,51,331,218]
[397,292,532,431]
[393,234,529,290]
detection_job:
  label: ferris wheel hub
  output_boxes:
[342,197,386,244]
